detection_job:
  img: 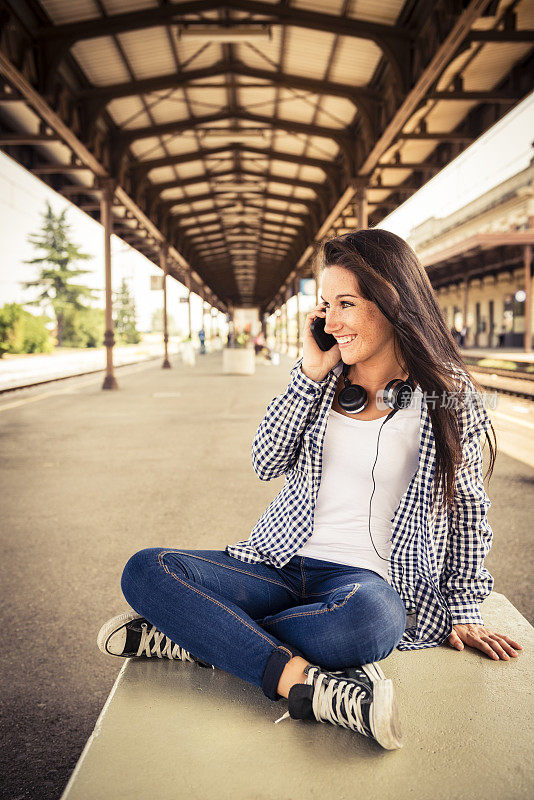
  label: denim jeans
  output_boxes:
[120,548,407,702]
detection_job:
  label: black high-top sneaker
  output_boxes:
[97,611,214,668]
[274,662,402,751]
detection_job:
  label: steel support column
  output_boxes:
[524,244,532,353]
[100,180,118,390]
[462,278,469,347]
[275,309,281,351]
[185,273,192,340]
[161,243,171,369]
[202,301,208,343]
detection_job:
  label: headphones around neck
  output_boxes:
[335,363,417,564]
[338,362,415,416]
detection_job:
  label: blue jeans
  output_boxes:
[120,549,407,702]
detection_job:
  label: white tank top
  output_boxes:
[295,386,422,580]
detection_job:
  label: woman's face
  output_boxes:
[321,265,397,367]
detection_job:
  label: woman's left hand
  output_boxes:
[448,624,523,660]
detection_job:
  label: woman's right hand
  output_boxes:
[301,303,341,383]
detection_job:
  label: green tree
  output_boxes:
[0,303,53,357]
[0,303,24,356]
[20,202,98,346]
[114,278,141,344]
[62,306,105,348]
[22,309,54,353]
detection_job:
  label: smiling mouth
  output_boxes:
[335,335,357,346]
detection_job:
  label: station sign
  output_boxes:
[300,278,316,296]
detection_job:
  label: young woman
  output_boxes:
[97,229,522,751]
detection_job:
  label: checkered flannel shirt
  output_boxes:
[225,356,494,650]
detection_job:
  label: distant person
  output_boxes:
[498,325,506,348]
[99,229,518,754]
[198,328,206,354]
[254,331,265,354]
[254,331,271,359]
[459,325,467,347]
[226,321,236,347]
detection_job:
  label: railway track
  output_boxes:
[465,363,534,401]
[1,355,533,401]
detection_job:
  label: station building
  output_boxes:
[409,158,534,349]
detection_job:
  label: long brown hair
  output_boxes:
[318,228,497,513]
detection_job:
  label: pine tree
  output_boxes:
[21,202,98,346]
[114,278,140,344]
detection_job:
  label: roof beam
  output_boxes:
[248,207,310,224]
[192,230,287,241]
[33,1,411,98]
[190,230,293,245]
[398,132,475,143]
[172,207,311,230]
[236,145,340,176]
[118,110,350,146]
[180,219,303,235]
[192,231,261,247]
[357,0,495,177]
[0,133,59,144]
[132,144,339,176]
[133,144,234,174]
[31,163,94,174]
[33,1,414,46]
[148,168,326,195]
[163,189,316,212]
[467,29,534,43]
[79,59,380,107]
[375,160,443,170]
[428,90,522,103]
[367,183,429,192]
[169,203,238,225]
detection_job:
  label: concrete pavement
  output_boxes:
[1,350,532,799]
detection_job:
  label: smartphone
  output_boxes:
[310,315,337,351]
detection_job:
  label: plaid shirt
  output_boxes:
[225,356,494,651]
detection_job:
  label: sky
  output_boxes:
[1,91,533,332]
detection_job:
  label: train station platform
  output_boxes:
[458,347,534,399]
[0,342,533,395]
[1,349,532,800]
[61,591,533,800]
[461,347,534,366]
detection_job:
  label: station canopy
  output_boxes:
[0,0,533,315]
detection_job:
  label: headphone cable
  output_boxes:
[367,417,392,562]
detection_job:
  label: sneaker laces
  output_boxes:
[275,665,370,735]
[137,622,196,661]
